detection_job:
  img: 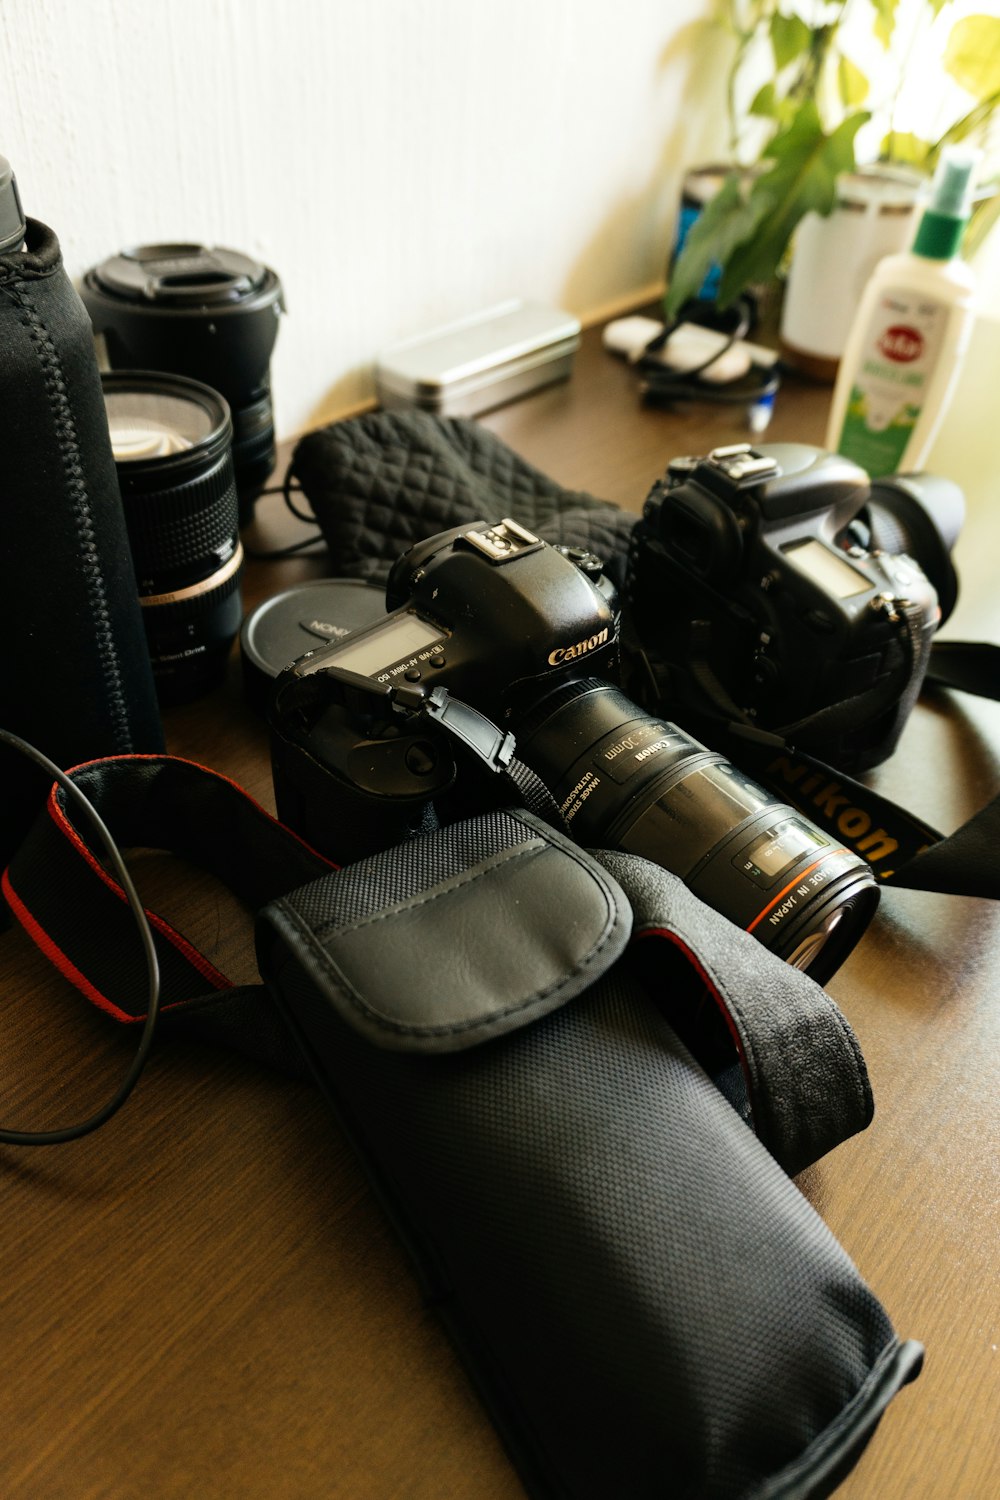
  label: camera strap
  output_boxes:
[4,745,881,1174]
[628,606,1000,897]
[0,735,571,1076]
[2,754,336,1075]
[271,665,573,840]
[720,639,1000,897]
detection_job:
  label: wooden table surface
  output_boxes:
[1,320,998,1498]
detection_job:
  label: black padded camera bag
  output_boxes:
[256,808,922,1500]
[5,761,923,1498]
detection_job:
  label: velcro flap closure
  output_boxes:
[257,809,631,1052]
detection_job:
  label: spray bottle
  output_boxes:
[825,147,980,474]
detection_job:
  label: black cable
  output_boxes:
[641,297,751,377]
[243,469,325,561]
[0,730,161,1147]
[243,532,327,560]
[635,297,780,408]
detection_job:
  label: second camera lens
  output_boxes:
[102,371,243,704]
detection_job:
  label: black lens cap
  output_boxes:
[240,579,387,715]
[89,243,273,307]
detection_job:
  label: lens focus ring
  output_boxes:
[123,462,238,578]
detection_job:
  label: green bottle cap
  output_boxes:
[913,147,980,260]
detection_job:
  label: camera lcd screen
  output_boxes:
[323,610,446,677]
[784,539,869,599]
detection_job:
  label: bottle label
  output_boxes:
[835,290,949,472]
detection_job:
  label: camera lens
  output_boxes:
[82,244,283,519]
[517,679,879,984]
[102,371,243,704]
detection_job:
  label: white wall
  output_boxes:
[1,0,726,438]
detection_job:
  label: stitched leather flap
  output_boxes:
[256,809,632,1052]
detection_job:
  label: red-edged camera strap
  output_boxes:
[2,755,335,1030]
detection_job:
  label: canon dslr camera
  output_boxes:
[269,517,878,983]
[627,442,963,771]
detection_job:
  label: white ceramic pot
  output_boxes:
[780,166,924,380]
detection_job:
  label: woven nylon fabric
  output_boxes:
[268,931,901,1500]
[290,409,638,586]
[290,809,536,932]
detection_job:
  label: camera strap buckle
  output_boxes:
[282,664,516,775]
[399,684,517,775]
[392,682,572,835]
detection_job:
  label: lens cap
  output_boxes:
[240,579,387,714]
[87,243,275,309]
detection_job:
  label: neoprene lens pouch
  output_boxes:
[256,807,923,1499]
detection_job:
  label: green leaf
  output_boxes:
[880,130,933,167]
[870,0,899,49]
[964,180,1000,257]
[838,53,869,107]
[770,11,811,70]
[715,102,868,305]
[749,81,778,118]
[665,173,769,316]
[666,101,871,316]
[943,14,1000,102]
[931,89,1000,160]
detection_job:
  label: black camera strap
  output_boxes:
[4,747,879,1175]
[720,639,1000,897]
[0,738,571,1073]
[2,755,335,1076]
[272,666,573,840]
[628,605,1000,897]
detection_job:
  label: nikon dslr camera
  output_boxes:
[626,442,963,771]
[269,517,878,983]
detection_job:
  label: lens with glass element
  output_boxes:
[83,244,283,517]
[516,679,879,983]
[102,371,243,703]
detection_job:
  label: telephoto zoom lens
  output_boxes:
[517,679,879,985]
[102,371,244,704]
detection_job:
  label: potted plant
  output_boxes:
[666,0,1000,333]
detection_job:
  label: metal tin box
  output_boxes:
[375,299,581,418]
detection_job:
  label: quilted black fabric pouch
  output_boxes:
[257,807,922,1500]
[289,408,638,584]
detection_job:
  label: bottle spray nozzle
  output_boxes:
[913,145,982,260]
[930,146,981,220]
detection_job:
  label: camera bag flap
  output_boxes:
[256,811,921,1500]
[258,808,633,1053]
